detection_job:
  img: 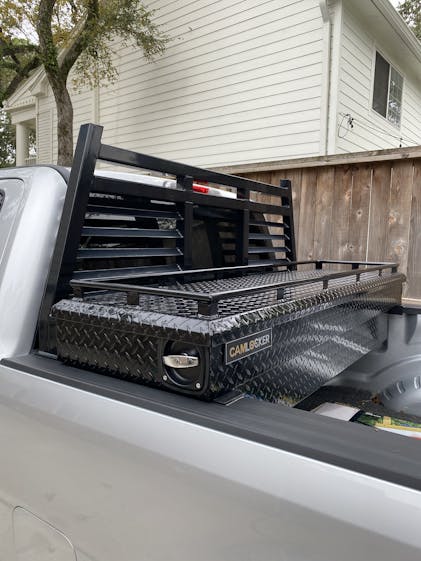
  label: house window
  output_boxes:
[372,52,403,127]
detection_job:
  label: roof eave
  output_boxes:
[371,0,421,63]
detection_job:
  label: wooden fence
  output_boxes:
[217,147,421,302]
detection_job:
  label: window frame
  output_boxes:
[371,50,404,129]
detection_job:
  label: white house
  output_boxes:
[5,0,421,168]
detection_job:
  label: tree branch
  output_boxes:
[68,0,79,24]
[0,37,39,57]
[9,51,21,67]
[60,0,99,78]
[1,55,41,104]
[0,60,20,72]
[0,34,38,60]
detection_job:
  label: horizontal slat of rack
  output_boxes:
[81,227,181,239]
[93,177,291,216]
[73,264,180,281]
[86,204,181,220]
[248,247,286,254]
[76,247,182,260]
[249,219,287,229]
[88,196,178,208]
[248,233,286,241]
[249,259,288,266]
[99,143,286,197]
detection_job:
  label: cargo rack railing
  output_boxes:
[38,123,296,351]
[70,259,399,317]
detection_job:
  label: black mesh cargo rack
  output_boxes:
[70,259,399,318]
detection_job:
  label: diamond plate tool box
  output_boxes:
[52,265,404,404]
[41,124,404,404]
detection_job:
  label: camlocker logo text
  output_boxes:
[225,328,272,364]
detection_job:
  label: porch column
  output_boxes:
[15,123,29,166]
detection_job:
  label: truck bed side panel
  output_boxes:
[0,363,420,561]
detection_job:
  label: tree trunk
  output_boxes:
[37,0,77,166]
[51,80,74,166]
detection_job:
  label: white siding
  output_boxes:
[336,7,421,153]
[36,106,52,163]
[36,0,324,166]
[403,83,421,145]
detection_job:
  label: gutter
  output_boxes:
[319,0,332,156]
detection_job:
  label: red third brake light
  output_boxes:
[192,184,209,194]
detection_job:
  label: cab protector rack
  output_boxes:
[39,123,296,353]
[43,123,404,403]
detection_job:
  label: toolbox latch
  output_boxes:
[163,355,200,368]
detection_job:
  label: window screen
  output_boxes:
[372,52,403,126]
[388,67,403,126]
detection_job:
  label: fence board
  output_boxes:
[297,169,318,262]
[314,167,335,260]
[349,164,372,261]
[407,161,421,299]
[386,162,414,280]
[366,162,392,262]
[331,165,353,266]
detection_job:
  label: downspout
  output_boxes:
[319,0,332,156]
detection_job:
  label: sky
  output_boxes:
[389,0,400,6]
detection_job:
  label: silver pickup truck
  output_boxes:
[1,124,421,561]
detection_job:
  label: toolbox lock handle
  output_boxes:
[162,342,205,392]
[163,355,200,368]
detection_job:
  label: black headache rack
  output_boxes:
[42,123,405,404]
[39,123,296,352]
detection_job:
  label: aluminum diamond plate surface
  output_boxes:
[52,271,404,404]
